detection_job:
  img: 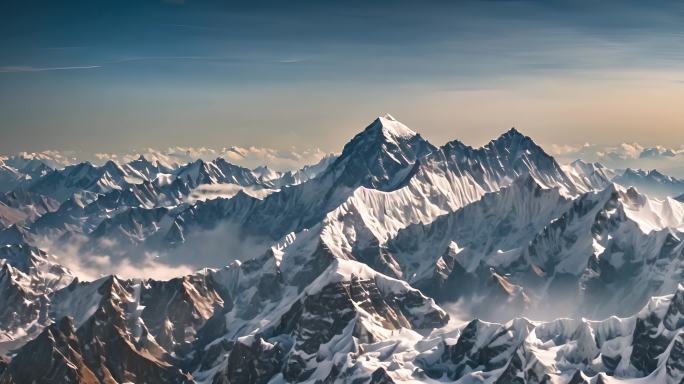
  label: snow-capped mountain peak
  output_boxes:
[327,115,435,190]
[375,113,417,139]
[613,167,684,199]
[490,126,541,154]
[4,116,684,383]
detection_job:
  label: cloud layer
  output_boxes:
[4,146,331,172]
[7,139,684,178]
[549,142,684,177]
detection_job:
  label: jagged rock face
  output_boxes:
[0,167,24,197]
[1,274,221,383]
[0,264,50,343]
[0,160,54,195]
[212,337,284,384]
[427,128,579,200]
[126,155,175,181]
[403,286,684,383]
[613,168,684,199]
[577,191,684,319]
[0,225,35,247]
[60,277,178,380]
[75,301,191,382]
[0,317,100,384]
[0,244,73,344]
[381,175,684,321]
[0,313,192,384]
[495,344,554,384]
[178,158,261,188]
[665,333,684,383]
[188,260,448,383]
[0,269,234,383]
[0,244,73,291]
[329,116,435,191]
[258,154,336,189]
[631,311,670,374]
[427,318,534,380]
[26,161,132,203]
[385,176,570,304]
[90,206,170,246]
[166,116,437,247]
[140,274,228,352]
[282,281,359,380]
[31,177,186,239]
[563,159,615,193]
[677,193,684,203]
[0,189,59,226]
[258,130,587,328]
[26,155,274,242]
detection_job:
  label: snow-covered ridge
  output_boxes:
[3,145,333,172]
[3,253,684,383]
[3,115,684,383]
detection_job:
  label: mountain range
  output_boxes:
[2,115,684,383]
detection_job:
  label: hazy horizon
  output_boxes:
[4,113,684,177]
[2,0,684,155]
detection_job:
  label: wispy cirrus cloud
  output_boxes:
[0,54,305,76]
[0,56,224,75]
[0,65,101,73]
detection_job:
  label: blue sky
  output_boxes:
[2,0,684,154]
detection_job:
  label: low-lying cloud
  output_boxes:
[38,238,194,282]
[549,142,684,177]
[185,183,277,204]
[36,221,271,282]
